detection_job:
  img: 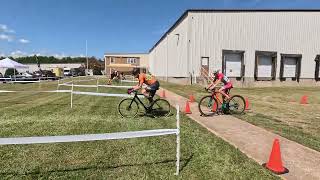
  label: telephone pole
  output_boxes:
[86,40,88,75]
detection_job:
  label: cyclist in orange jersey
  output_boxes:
[132,68,160,103]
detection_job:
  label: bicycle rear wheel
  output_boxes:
[150,99,171,117]
[228,95,245,115]
[198,95,218,116]
[118,98,139,118]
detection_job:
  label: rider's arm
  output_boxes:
[133,75,144,90]
[133,84,141,90]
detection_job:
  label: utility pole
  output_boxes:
[86,40,88,76]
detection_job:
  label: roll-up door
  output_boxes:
[224,53,242,77]
[283,57,297,78]
[257,55,272,78]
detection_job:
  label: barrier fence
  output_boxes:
[0,105,181,175]
[0,77,59,83]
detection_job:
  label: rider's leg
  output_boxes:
[218,87,230,100]
[142,88,153,103]
[141,88,149,96]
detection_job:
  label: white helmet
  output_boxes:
[213,69,220,75]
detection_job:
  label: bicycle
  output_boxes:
[198,87,245,116]
[118,89,171,118]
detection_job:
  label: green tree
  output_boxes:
[5,68,18,77]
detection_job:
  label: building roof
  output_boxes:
[106,64,146,68]
[149,9,320,52]
[104,53,148,56]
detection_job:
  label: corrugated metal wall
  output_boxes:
[150,17,189,77]
[150,11,320,79]
[189,11,320,78]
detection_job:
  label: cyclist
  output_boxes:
[131,68,160,103]
[206,69,233,100]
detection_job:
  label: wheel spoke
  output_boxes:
[118,99,139,118]
[151,99,170,117]
[199,96,217,116]
[228,96,245,114]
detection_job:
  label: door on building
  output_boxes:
[255,51,277,81]
[200,57,209,78]
[315,55,320,81]
[222,50,244,80]
[280,54,301,81]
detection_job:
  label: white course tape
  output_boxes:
[98,85,132,88]
[0,104,181,175]
[72,91,144,98]
[0,90,71,93]
[121,80,138,83]
[11,81,40,83]
[69,84,97,88]
[0,129,178,145]
[98,85,147,89]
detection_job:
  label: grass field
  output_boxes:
[0,78,277,179]
[160,81,320,152]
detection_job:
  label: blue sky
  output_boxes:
[0,0,320,59]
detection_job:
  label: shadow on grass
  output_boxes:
[0,154,194,176]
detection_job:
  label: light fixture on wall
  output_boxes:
[175,33,180,46]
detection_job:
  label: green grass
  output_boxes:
[160,81,320,152]
[0,80,277,179]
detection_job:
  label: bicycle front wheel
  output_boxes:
[118,98,139,118]
[151,99,171,117]
[198,95,218,116]
[228,95,245,115]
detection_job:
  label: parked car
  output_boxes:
[63,68,72,76]
[71,68,85,76]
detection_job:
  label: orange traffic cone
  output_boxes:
[161,90,166,98]
[245,98,250,110]
[185,101,192,114]
[189,94,195,102]
[263,139,289,174]
[300,95,308,104]
[212,102,217,112]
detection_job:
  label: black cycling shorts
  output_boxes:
[146,81,160,97]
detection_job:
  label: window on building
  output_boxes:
[254,51,277,81]
[315,55,320,81]
[222,50,245,80]
[127,58,137,64]
[110,57,115,64]
[279,54,302,82]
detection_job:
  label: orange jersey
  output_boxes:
[138,73,156,86]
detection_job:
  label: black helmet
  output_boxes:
[132,68,140,76]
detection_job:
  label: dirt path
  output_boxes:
[159,88,320,180]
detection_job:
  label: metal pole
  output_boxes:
[57,79,60,89]
[86,40,88,76]
[175,104,180,176]
[166,35,169,82]
[70,82,74,108]
[96,78,99,92]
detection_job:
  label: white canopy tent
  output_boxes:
[0,57,28,78]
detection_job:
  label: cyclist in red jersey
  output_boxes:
[206,70,233,100]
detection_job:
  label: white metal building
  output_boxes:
[149,9,320,86]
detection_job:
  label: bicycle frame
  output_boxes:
[211,89,231,105]
[129,92,150,111]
